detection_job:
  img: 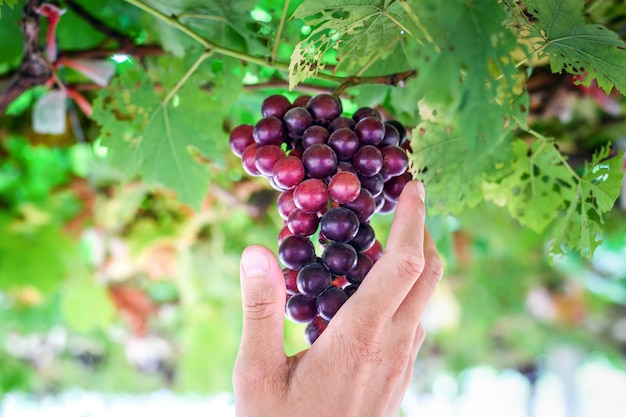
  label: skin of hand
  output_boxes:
[232,180,443,417]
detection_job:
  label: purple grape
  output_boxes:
[305,316,328,345]
[352,107,381,122]
[359,173,384,198]
[346,254,374,285]
[277,189,297,220]
[343,189,375,222]
[379,197,397,214]
[253,116,285,146]
[374,194,386,213]
[320,207,360,243]
[294,179,329,213]
[302,125,330,148]
[380,123,400,147]
[283,267,299,295]
[302,143,337,179]
[283,107,313,138]
[328,116,356,132]
[355,117,385,146]
[241,144,261,176]
[296,263,332,297]
[293,95,312,108]
[278,224,294,245]
[279,235,316,269]
[229,124,254,157]
[322,242,358,276]
[362,239,383,262]
[383,172,412,202]
[328,171,361,204]
[337,160,357,175]
[348,222,376,252]
[385,120,407,143]
[344,285,358,298]
[380,146,409,177]
[286,294,317,323]
[317,286,348,321]
[262,95,292,119]
[287,209,320,237]
[353,145,383,177]
[307,94,342,126]
[254,145,286,176]
[273,156,305,189]
[328,128,360,160]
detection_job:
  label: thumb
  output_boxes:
[237,245,286,366]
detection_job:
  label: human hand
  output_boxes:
[232,180,443,417]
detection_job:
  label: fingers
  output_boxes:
[235,245,286,369]
[345,181,427,320]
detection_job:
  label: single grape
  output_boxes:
[378,197,397,214]
[287,209,320,237]
[353,145,383,177]
[283,267,299,295]
[380,146,409,177]
[343,188,375,222]
[328,171,361,204]
[383,172,412,202]
[328,116,356,132]
[253,116,285,146]
[374,194,386,213]
[302,143,337,179]
[322,242,358,276]
[317,286,348,321]
[229,124,254,157]
[328,128,360,160]
[307,94,342,126]
[355,117,385,147]
[379,123,400,148]
[305,316,328,345]
[337,160,357,175]
[262,94,292,119]
[293,94,312,108]
[344,285,358,298]
[385,120,407,143]
[277,189,297,220]
[273,156,305,190]
[352,107,381,122]
[278,224,294,245]
[362,239,383,262]
[359,173,384,198]
[241,144,261,176]
[296,263,332,297]
[269,176,288,192]
[254,145,286,177]
[286,294,317,323]
[346,254,374,285]
[348,222,376,252]
[283,107,313,138]
[302,125,330,148]
[320,207,360,243]
[294,179,329,213]
[279,235,316,269]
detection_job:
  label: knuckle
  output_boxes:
[386,350,410,381]
[394,251,426,282]
[242,290,279,321]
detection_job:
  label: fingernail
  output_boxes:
[415,181,425,202]
[242,248,270,276]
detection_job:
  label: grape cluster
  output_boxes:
[229,93,411,345]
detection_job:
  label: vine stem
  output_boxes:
[271,0,291,64]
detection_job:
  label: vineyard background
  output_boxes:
[1,0,626,413]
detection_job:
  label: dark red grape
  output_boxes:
[353,145,383,177]
[293,95,312,108]
[296,263,332,297]
[348,222,376,252]
[343,188,375,222]
[362,239,383,262]
[322,242,358,275]
[254,145,286,176]
[374,194,386,213]
[317,286,348,321]
[273,156,305,189]
[305,316,328,345]
[294,179,329,213]
[346,254,374,285]
[278,224,294,245]
[328,128,360,160]
[302,143,337,179]
[302,125,330,148]
[279,235,316,269]
[328,171,360,204]
[380,146,409,177]
[307,94,342,126]
[287,209,320,237]
[352,107,381,122]
[383,172,412,202]
[378,197,397,214]
[355,117,385,146]
[283,107,313,138]
[241,144,261,176]
[253,116,285,146]
[286,293,317,323]
[337,160,357,175]
[277,189,297,220]
[380,123,400,147]
[320,207,360,243]
[283,267,299,295]
[229,124,254,157]
[328,116,356,132]
[359,173,384,198]
[385,120,407,143]
[262,94,292,119]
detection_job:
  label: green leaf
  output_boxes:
[61,273,116,333]
[289,0,414,89]
[92,66,223,210]
[0,0,18,19]
[547,146,624,259]
[524,0,626,94]
[482,139,576,233]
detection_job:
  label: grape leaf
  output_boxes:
[61,273,116,333]
[547,146,624,259]
[0,0,18,18]
[482,139,576,233]
[289,0,414,89]
[92,67,223,210]
[523,0,626,94]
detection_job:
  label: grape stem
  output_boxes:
[271,0,291,64]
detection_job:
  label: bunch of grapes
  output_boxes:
[229,93,411,345]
